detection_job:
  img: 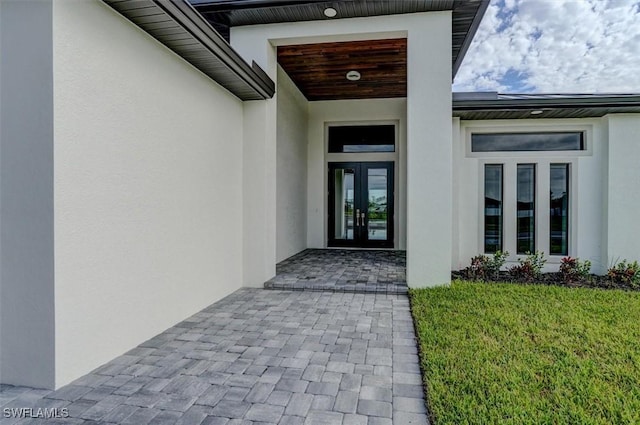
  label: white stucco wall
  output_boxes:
[243,100,278,288]
[453,118,608,274]
[405,14,452,287]
[52,0,245,387]
[605,114,640,265]
[307,99,407,250]
[276,67,308,262]
[232,27,279,289]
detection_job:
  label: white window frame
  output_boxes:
[466,123,591,264]
[465,123,593,158]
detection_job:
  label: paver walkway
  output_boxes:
[264,250,407,294]
[1,289,428,424]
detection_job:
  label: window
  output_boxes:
[517,164,536,254]
[483,162,571,257]
[550,164,570,255]
[328,125,395,153]
[472,132,584,152]
[484,165,503,253]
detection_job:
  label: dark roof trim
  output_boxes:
[103,0,275,101]
[192,0,316,13]
[452,0,489,77]
[192,0,489,79]
[454,93,640,111]
[453,92,640,119]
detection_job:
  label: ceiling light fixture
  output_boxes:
[530,110,544,115]
[324,7,337,18]
[346,70,361,81]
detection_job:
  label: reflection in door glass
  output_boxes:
[333,169,355,240]
[367,168,388,241]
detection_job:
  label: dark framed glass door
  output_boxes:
[328,162,394,248]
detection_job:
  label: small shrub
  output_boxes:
[607,260,640,286]
[560,257,592,283]
[463,251,509,281]
[509,251,547,281]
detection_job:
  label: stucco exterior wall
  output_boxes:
[52,0,245,387]
[453,118,608,274]
[605,114,640,265]
[405,14,452,287]
[276,67,309,262]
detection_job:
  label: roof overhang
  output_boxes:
[453,93,640,120]
[103,0,275,101]
[191,0,490,79]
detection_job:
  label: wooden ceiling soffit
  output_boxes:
[277,38,407,101]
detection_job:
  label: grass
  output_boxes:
[410,281,640,425]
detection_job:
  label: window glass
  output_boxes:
[472,132,584,152]
[517,164,536,254]
[550,164,570,255]
[329,125,395,153]
[484,165,503,253]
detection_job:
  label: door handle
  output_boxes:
[355,209,360,227]
[361,212,366,226]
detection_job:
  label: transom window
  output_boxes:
[472,132,584,152]
[328,125,395,153]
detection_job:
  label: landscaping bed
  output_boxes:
[451,270,639,291]
[410,281,640,425]
[453,251,640,291]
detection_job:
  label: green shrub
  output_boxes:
[559,256,592,283]
[509,251,546,281]
[607,259,640,286]
[463,251,508,281]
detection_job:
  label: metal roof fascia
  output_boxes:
[155,0,275,98]
[452,0,489,78]
[104,0,275,100]
[453,96,640,111]
[191,0,320,13]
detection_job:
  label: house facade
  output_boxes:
[1,0,639,390]
[453,95,640,275]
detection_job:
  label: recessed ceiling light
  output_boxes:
[324,7,337,18]
[346,70,361,81]
[530,110,544,115]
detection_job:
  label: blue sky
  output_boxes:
[453,0,640,94]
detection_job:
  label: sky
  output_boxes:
[452,0,640,94]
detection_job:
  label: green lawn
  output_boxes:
[410,281,640,425]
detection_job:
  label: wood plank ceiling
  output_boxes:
[277,38,407,101]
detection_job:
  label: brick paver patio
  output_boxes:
[264,250,407,294]
[1,289,428,424]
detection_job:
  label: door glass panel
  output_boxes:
[333,168,356,240]
[367,168,388,241]
[517,164,536,254]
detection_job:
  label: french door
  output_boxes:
[328,162,394,248]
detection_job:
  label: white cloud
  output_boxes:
[453,0,640,93]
